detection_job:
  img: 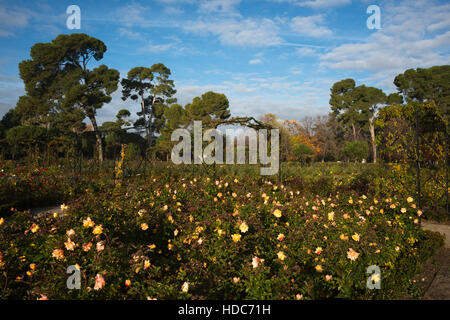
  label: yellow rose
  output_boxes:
[273,209,282,218]
[231,234,241,242]
[277,251,286,261]
[30,224,39,233]
[141,223,149,231]
[239,221,249,233]
[92,225,103,235]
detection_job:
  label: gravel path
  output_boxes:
[29,205,63,218]
[413,221,450,299]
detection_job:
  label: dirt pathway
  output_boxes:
[414,221,450,299]
[29,205,63,218]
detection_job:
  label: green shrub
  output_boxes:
[343,141,369,162]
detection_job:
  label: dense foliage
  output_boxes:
[0,161,444,299]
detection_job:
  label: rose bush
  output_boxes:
[0,167,443,299]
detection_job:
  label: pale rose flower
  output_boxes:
[239,221,249,233]
[52,249,64,260]
[340,234,348,240]
[66,229,75,237]
[82,242,92,252]
[371,273,380,283]
[347,248,360,261]
[96,241,104,252]
[181,282,189,293]
[277,251,286,261]
[94,274,105,290]
[252,256,260,269]
[328,212,334,221]
[64,238,76,251]
[233,277,240,283]
[295,294,303,300]
[38,294,48,300]
[325,275,332,281]
[83,217,95,228]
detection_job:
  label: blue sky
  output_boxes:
[0,0,449,124]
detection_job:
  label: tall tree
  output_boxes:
[329,79,364,141]
[121,64,177,146]
[394,65,450,117]
[156,104,186,159]
[313,115,341,162]
[18,33,119,161]
[387,93,403,105]
[354,85,387,163]
[184,91,230,123]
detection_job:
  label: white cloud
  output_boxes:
[295,47,317,56]
[164,6,184,15]
[290,15,332,37]
[319,0,450,89]
[297,0,351,8]
[0,8,29,28]
[140,43,176,53]
[198,0,241,16]
[270,0,351,9]
[0,30,14,37]
[118,28,142,40]
[0,7,30,37]
[289,66,303,75]
[183,18,283,46]
[249,59,262,65]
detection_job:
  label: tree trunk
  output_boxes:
[351,123,357,141]
[89,115,104,162]
[369,114,376,163]
[141,98,150,147]
[147,97,157,147]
